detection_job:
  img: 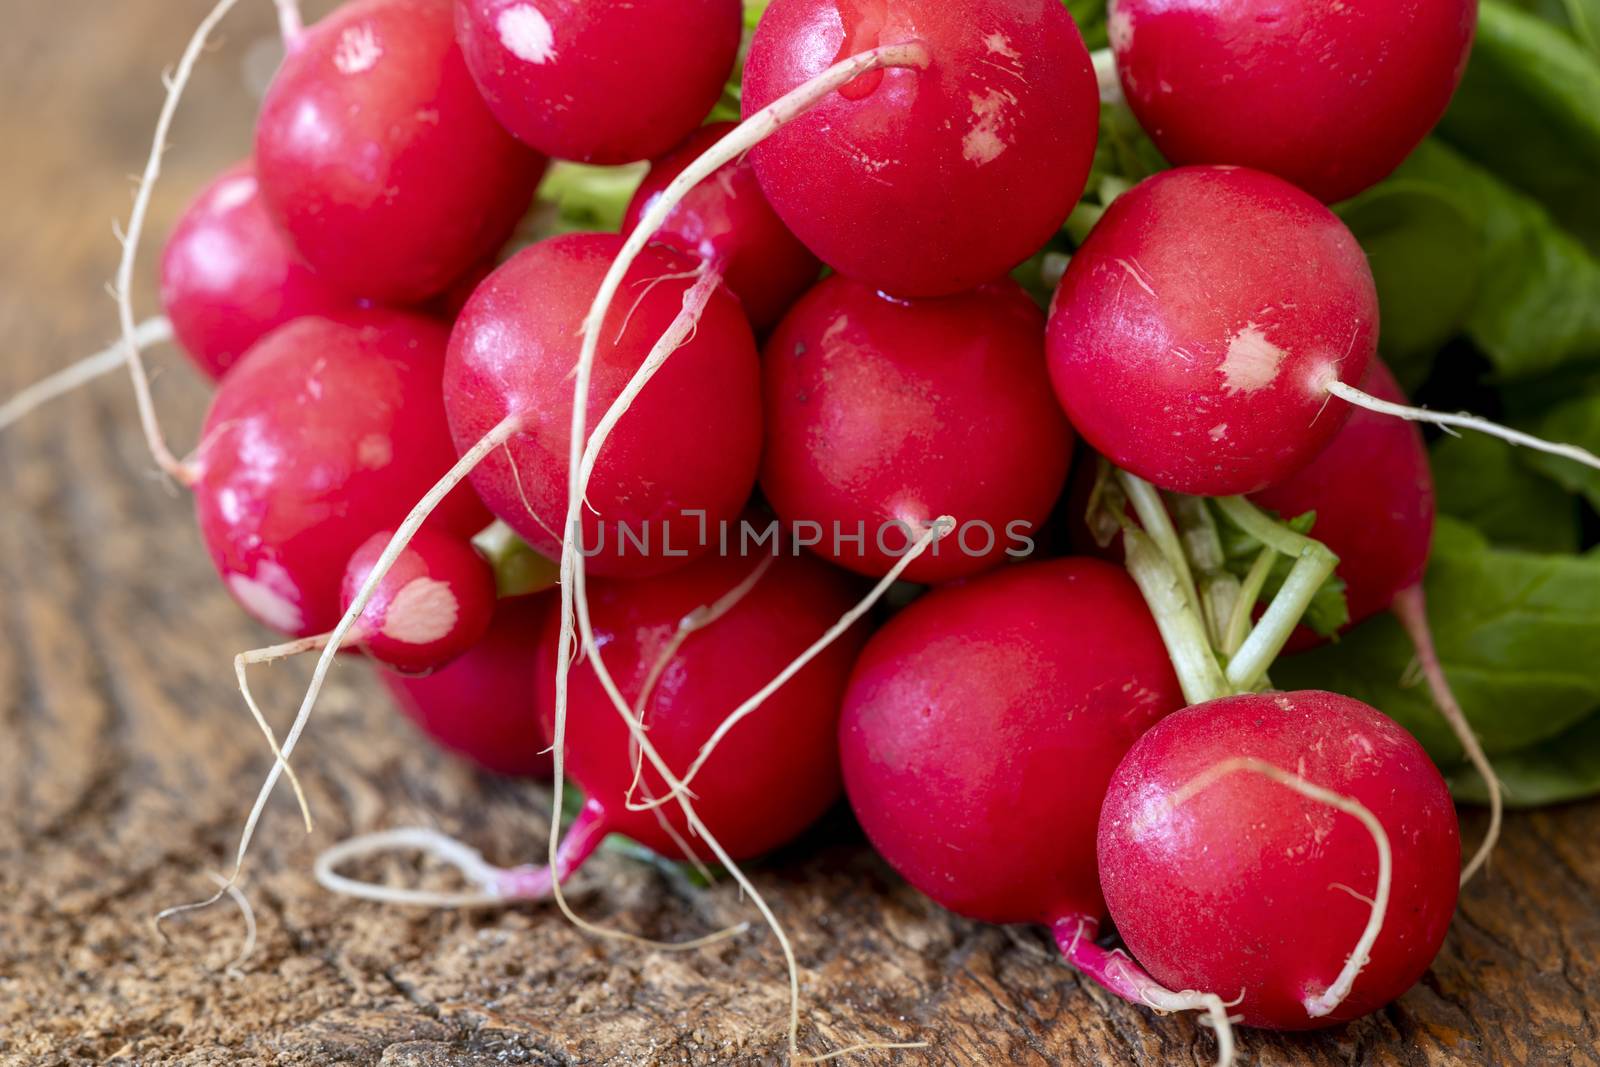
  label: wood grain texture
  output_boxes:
[1,3,1597,1065]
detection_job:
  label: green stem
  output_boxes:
[1116,471,1205,628]
[1170,494,1240,649]
[1223,547,1275,657]
[1122,530,1232,706]
[1226,543,1338,692]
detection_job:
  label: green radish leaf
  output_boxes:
[1503,0,1600,54]
[1439,1,1600,248]
[1523,393,1600,510]
[536,162,646,236]
[1432,433,1582,553]
[1210,507,1351,638]
[1273,518,1600,761]
[1449,712,1600,807]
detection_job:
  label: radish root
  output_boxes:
[233,634,329,833]
[274,0,304,48]
[1159,757,1394,1020]
[116,0,246,485]
[1330,381,1600,476]
[1391,584,1502,886]
[0,316,172,433]
[1058,917,1237,1067]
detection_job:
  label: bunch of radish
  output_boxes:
[13,0,1600,1061]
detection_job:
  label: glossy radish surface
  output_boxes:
[160,161,355,380]
[256,0,546,303]
[1253,360,1435,645]
[742,0,1099,297]
[341,528,497,673]
[1099,691,1460,1029]
[1047,165,1377,497]
[193,311,490,638]
[762,275,1073,583]
[444,233,761,578]
[1109,0,1477,203]
[455,0,741,164]
[840,558,1183,926]
[381,592,554,778]
[534,551,868,859]
[623,122,821,331]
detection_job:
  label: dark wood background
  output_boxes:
[2,3,1597,1064]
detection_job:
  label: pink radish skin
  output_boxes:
[742,0,1100,297]
[534,551,868,863]
[1047,165,1377,497]
[380,593,555,778]
[193,311,490,638]
[1253,360,1434,650]
[455,0,742,165]
[159,161,355,380]
[623,122,822,331]
[1099,691,1461,1029]
[1109,0,1477,204]
[761,275,1073,583]
[256,0,546,303]
[840,558,1184,926]
[340,528,497,674]
[444,233,761,578]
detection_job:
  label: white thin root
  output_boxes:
[116,0,247,483]
[315,827,519,907]
[0,316,173,432]
[632,515,956,814]
[274,0,303,46]
[234,634,331,834]
[1163,757,1393,1020]
[1392,585,1502,887]
[207,870,256,975]
[158,415,522,928]
[1330,381,1600,476]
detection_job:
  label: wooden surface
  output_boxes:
[2,3,1599,1064]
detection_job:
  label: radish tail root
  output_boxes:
[1329,382,1600,476]
[1057,917,1237,1067]
[274,0,304,49]
[157,413,521,928]
[233,633,330,833]
[1392,584,1502,886]
[116,0,246,485]
[0,316,172,433]
[1157,757,1394,1021]
[313,797,610,908]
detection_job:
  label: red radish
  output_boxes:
[379,592,555,778]
[444,233,761,577]
[623,122,821,331]
[255,0,546,303]
[742,0,1100,297]
[1047,165,1377,497]
[761,275,1073,583]
[840,558,1183,927]
[1098,691,1461,1029]
[339,528,497,674]
[455,0,742,165]
[159,161,355,380]
[192,310,489,638]
[1252,360,1433,642]
[536,551,868,865]
[1108,0,1477,203]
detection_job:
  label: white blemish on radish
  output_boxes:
[963,88,1015,165]
[498,4,557,64]
[1220,323,1288,394]
[357,433,393,470]
[229,565,304,634]
[1108,5,1134,52]
[1116,258,1157,298]
[380,577,460,646]
[333,24,383,74]
[211,174,258,213]
[983,32,1020,61]
[1209,423,1228,441]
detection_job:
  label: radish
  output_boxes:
[1107,0,1477,203]
[192,310,489,639]
[160,161,356,380]
[444,233,761,577]
[622,122,821,331]
[1252,359,1502,882]
[1097,691,1461,1030]
[1047,165,1600,498]
[840,558,1184,927]
[255,0,547,304]
[761,275,1073,582]
[379,593,555,778]
[454,0,742,165]
[743,0,1100,297]
[337,528,497,674]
